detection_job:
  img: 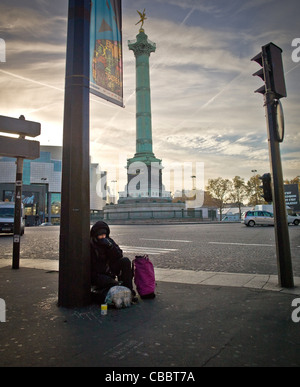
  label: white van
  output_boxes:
[0,202,25,235]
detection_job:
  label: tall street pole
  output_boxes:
[12,156,24,270]
[264,91,294,288]
[261,45,294,288]
[58,0,91,307]
[12,115,26,270]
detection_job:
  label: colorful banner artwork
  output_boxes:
[90,0,123,107]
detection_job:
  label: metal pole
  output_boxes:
[47,189,51,223]
[58,0,91,307]
[262,47,294,288]
[12,157,24,270]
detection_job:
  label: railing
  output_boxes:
[92,209,217,221]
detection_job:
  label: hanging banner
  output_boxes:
[90,0,123,107]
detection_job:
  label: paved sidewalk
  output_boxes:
[0,259,300,368]
[1,258,300,295]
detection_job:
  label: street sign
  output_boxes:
[285,184,299,208]
[0,115,41,137]
[0,135,40,159]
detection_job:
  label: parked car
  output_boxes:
[287,213,300,226]
[0,202,25,235]
[242,210,274,227]
[242,210,300,227]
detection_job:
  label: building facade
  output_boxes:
[0,146,104,225]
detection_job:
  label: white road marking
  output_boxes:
[209,242,275,247]
[140,238,191,243]
[120,245,178,255]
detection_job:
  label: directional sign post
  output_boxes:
[0,115,41,137]
[0,136,40,159]
[0,115,41,269]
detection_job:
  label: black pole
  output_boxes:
[58,0,91,307]
[12,157,24,270]
[262,46,294,288]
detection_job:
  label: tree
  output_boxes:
[284,176,300,192]
[246,174,264,206]
[206,177,231,221]
[229,176,247,219]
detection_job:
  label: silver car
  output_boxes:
[242,210,274,227]
[287,209,300,226]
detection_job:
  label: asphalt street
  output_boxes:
[0,223,299,277]
[1,223,300,368]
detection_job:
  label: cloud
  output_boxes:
[150,0,222,16]
[0,0,299,184]
[233,0,275,15]
[120,9,300,182]
[163,132,268,159]
[0,3,67,41]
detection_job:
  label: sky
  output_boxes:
[0,0,299,191]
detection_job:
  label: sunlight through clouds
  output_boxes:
[0,0,299,182]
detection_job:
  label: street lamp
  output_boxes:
[111,180,117,204]
[40,177,51,223]
[251,170,259,205]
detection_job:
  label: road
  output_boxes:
[0,223,299,276]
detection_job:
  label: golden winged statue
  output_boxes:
[135,9,147,29]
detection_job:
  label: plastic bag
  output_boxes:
[105,286,132,309]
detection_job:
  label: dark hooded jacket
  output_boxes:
[90,221,123,286]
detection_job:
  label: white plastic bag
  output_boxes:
[105,286,132,309]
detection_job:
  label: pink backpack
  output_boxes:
[133,255,156,299]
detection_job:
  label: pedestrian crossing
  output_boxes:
[120,245,178,256]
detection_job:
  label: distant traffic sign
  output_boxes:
[0,115,41,137]
[285,184,299,208]
[0,135,40,159]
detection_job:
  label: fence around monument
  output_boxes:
[90,208,217,222]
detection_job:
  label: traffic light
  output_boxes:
[251,42,287,99]
[259,173,273,203]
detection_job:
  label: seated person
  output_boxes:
[90,221,137,302]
